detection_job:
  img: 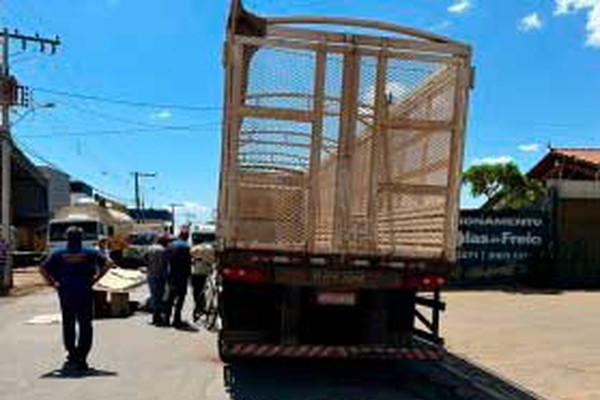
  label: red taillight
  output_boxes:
[393,275,446,290]
[419,275,446,290]
[221,266,268,284]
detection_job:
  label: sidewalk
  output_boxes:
[9,267,48,297]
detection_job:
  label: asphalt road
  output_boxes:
[0,288,544,400]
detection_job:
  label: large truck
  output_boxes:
[216,0,474,361]
[48,203,134,255]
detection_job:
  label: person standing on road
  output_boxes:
[165,227,192,328]
[98,238,111,260]
[190,241,214,322]
[39,226,113,372]
[145,234,170,326]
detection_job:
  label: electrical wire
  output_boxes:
[33,87,222,112]
[13,136,133,204]
[17,122,221,138]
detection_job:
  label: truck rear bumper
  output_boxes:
[218,248,452,291]
[220,343,445,361]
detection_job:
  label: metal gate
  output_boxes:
[219,4,473,262]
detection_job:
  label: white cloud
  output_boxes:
[448,0,471,14]
[471,156,514,165]
[172,201,212,227]
[519,13,543,31]
[554,0,600,48]
[430,20,452,32]
[518,143,541,153]
[150,110,172,120]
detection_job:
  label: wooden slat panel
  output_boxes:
[268,27,466,58]
[443,58,472,261]
[266,16,471,53]
[378,182,447,196]
[333,49,361,251]
[241,105,313,123]
[395,159,449,181]
[366,52,388,250]
[307,48,327,251]
[385,120,454,131]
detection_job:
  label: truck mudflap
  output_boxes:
[220,343,445,361]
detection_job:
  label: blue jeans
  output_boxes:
[58,289,93,363]
[166,277,188,324]
[148,275,167,322]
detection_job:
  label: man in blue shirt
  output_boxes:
[165,228,192,328]
[40,226,112,372]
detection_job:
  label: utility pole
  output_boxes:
[0,28,60,292]
[131,171,156,222]
[169,203,183,234]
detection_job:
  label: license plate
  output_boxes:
[316,291,356,306]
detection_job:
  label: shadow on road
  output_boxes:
[222,354,546,400]
[40,368,118,379]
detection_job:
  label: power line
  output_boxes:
[33,86,223,111]
[65,99,213,130]
[13,137,133,204]
[17,122,221,138]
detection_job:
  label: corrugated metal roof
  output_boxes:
[553,148,600,166]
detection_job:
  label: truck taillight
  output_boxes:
[395,275,446,290]
[419,276,445,290]
[222,266,268,284]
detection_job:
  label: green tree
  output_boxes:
[462,162,544,209]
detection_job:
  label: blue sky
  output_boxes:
[2,0,599,219]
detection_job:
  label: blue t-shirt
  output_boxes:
[167,239,191,280]
[41,247,107,294]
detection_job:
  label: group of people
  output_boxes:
[145,227,209,328]
[39,225,213,373]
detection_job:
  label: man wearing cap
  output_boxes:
[39,226,113,372]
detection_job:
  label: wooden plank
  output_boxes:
[333,48,360,252]
[268,26,466,58]
[384,214,445,223]
[443,58,472,261]
[224,43,244,245]
[240,138,313,149]
[366,52,388,251]
[217,40,233,243]
[240,105,313,123]
[241,129,337,145]
[381,222,445,232]
[395,159,449,181]
[307,47,326,251]
[418,95,435,202]
[385,119,454,131]
[378,182,447,196]
[266,16,472,52]
[239,183,304,191]
[237,35,350,55]
[380,93,395,252]
[237,35,461,63]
